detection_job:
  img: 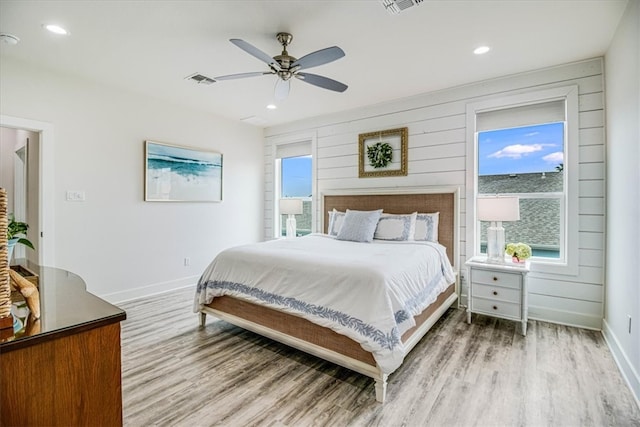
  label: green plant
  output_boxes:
[506,242,531,260]
[7,214,34,250]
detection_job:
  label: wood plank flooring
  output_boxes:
[120,288,640,426]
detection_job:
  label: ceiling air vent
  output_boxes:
[380,0,424,15]
[185,73,216,85]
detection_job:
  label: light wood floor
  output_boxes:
[120,288,640,426]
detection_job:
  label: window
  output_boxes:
[466,86,579,275]
[478,122,564,259]
[274,140,313,237]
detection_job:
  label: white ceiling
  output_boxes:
[0,0,628,128]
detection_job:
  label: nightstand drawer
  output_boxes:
[471,297,521,320]
[472,269,522,289]
[471,283,521,304]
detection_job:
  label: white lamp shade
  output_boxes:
[279,198,303,215]
[477,196,520,222]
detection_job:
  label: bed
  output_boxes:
[195,188,459,402]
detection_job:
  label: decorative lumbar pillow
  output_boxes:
[336,209,383,243]
[414,212,440,242]
[327,209,346,236]
[374,212,417,241]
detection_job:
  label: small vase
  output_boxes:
[512,256,525,264]
[6,238,18,263]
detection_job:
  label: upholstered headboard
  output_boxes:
[322,188,458,268]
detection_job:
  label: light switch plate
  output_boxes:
[66,190,86,201]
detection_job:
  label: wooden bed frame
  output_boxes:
[199,187,460,402]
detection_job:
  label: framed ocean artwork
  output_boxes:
[144,141,222,202]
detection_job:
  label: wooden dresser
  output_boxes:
[0,262,126,426]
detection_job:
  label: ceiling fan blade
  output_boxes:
[295,72,348,93]
[230,39,280,70]
[214,72,272,81]
[291,46,345,71]
[274,79,290,101]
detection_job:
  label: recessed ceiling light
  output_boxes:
[474,46,490,55]
[266,104,277,110]
[43,24,69,35]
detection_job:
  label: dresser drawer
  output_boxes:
[471,283,521,304]
[471,297,521,320]
[471,269,522,289]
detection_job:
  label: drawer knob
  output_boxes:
[493,291,498,296]
[493,305,498,310]
[493,276,498,281]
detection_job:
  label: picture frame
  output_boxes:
[145,140,223,202]
[358,127,408,178]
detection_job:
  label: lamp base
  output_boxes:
[285,215,297,238]
[486,221,505,263]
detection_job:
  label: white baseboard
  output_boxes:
[602,319,640,409]
[99,275,199,304]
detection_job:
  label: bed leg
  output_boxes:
[375,375,388,403]
[199,312,206,327]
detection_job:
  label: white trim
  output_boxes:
[602,319,640,408]
[101,275,199,304]
[465,85,579,277]
[0,115,55,266]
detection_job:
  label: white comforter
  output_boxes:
[194,234,456,374]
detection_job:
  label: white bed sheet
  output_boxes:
[195,233,456,374]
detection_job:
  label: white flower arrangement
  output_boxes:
[506,242,532,262]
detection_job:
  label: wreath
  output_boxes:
[366,142,393,168]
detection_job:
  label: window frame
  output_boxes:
[465,86,579,276]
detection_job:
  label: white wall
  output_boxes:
[265,58,606,330]
[0,57,265,302]
[604,0,640,404]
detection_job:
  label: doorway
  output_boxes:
[0,115,54,266]
[0,127,40,263]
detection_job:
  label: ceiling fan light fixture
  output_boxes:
[0,33,20,45]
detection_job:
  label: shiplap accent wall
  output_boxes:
[264,58,605,329]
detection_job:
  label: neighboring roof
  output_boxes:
[479,172,562,247]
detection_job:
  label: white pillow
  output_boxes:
[336,209,383,243]
[374,212,417,241]
[327,209,345,236]
[414,212,439,242]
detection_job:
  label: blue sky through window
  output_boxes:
[282,156,312,197]
[478,122,564,176]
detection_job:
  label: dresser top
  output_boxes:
[0,261,126,352]
[466,256,531,272]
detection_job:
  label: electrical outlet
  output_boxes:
[184,257,191,267]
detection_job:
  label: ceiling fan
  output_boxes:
[215,32,348,101]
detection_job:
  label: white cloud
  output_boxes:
[543,151,564,163]
[488,144,546,159]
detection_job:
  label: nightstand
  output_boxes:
[465,256,530,335]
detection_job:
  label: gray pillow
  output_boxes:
[336,209,383,243]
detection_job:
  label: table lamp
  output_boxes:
[279,199,303,238]
[477,196,520,263]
